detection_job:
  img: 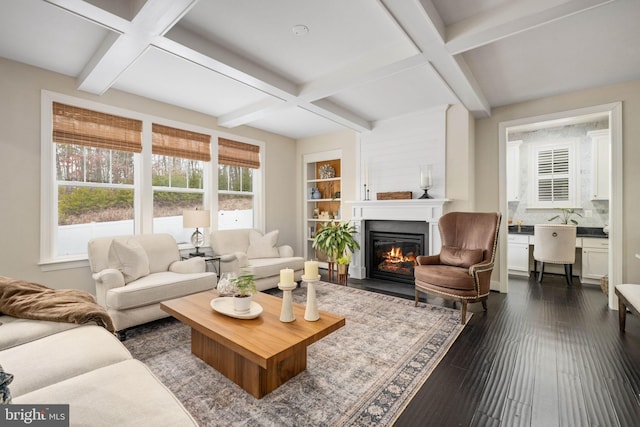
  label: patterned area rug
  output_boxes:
[123,282,467,426]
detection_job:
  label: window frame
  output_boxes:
[528,139,579,209]
[41,91,260,268]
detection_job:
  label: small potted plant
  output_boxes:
[312,221,360,282]
[230,271,256,313]
[548,208,582,225]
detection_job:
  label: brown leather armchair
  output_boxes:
[414,212,501,324]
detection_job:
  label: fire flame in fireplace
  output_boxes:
[384,246,417,265]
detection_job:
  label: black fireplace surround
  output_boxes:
[365,220,429,284]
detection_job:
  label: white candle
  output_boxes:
[365,164,369,186]
[280,268,294,286]
[304,261,319,278]
[420,165,432,187]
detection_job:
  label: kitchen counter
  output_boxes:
[508,225,608,238]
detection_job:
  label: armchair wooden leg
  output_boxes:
[415,288,420,307]
[619,299,627,333]
[481,299,487,311]
[538,262,545,283]
[460,301,467,324]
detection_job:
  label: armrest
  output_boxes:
[169,257,205,274]
[416,255,440,266]
[469,260,494,276]
[92,269,125,307]
[278,245,294,258]
[92,269,125,289]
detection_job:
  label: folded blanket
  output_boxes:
[0,276,115,333]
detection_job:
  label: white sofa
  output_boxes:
[88,233,216,335]
[211,229,304,291]
[0,315,197,426]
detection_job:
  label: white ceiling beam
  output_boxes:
[299,52,428,102]
[446,0,617,55]
[45,0,198,94]
[381,0,491,117]
[218,98,286,128]
[305,99,372,133]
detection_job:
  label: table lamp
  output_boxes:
[183,208,210,256]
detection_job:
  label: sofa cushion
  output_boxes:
[0,315,80,351]
[0,325,131,397]
[105,272,214,310]
[13,360,198,427]
[211,228,252,255]
[109,238,150,283]
[439,246,484,268]
[243,257,305,280]
[247,229,280,259]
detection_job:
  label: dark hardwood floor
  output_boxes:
[344,273,640,427]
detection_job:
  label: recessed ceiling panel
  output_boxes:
[462,0,640,107]
[176,0,417,84]
[248,106,344,139]
[0,0,112,77]
[113,47,275,117]
[431,0,511,26]
[328,64,459,122]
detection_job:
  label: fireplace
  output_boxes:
[365,220,429,284]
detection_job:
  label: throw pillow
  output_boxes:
[440,246,484,268]
[246,230,280,259]
[108,238,150,284]
[169,257,205,274]
[0,363,13,404]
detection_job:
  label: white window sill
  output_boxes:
[39,257,89,272]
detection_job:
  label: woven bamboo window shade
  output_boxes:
[152,124,211,161]
[52,102,142,152]
[218,138,260,169]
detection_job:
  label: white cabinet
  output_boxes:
[588,129,610,200]
[506,141,522,202]
[508,234,530,276]
[303,151,342,265]
[581,237,608,284]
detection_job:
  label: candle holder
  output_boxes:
[278,282,297,323]
[419,164,433,199]
[302,275,321,321]
[363,184,370,201]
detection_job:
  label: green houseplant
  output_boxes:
[312,221,360,263]
[548,208,582,225]
[230,271,256,313]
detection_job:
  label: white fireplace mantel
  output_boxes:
[347,199,450,279]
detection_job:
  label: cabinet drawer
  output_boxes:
[508,234,529,244]
[582,237,608,249]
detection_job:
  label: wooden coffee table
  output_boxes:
[160,290,345,398]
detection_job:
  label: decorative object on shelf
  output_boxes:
[319,211,330,220]
[312,187,322,199]
[278,268,297,322]
[183,208,210,256]
[419,164,433,199]
[376,191,412,200]
[332,191,341,199]
[319,164,336,179]
[547,208,582,225]
[230,272,256,314]
[312,221,360,284]
[312,208,319,218]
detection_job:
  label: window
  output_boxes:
[530,141,578,208]
[217,138,260,230]
[52,102,141,257]
[42,94,219,264]
[151,124,210,243]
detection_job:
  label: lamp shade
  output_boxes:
[183,209,210,228]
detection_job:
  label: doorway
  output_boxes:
[498,103,622,309]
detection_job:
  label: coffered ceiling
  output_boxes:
[1,0,638,138]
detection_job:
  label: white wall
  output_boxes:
[0,57,296,293]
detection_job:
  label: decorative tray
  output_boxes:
[210,297,263,319]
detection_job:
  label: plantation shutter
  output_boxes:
[537,147,570,202]
[218,138,260,169]
[52,102,142,152]
[152,124,211,161]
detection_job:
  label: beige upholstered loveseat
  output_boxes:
[210,229,304,291]
[88,234,216,336]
